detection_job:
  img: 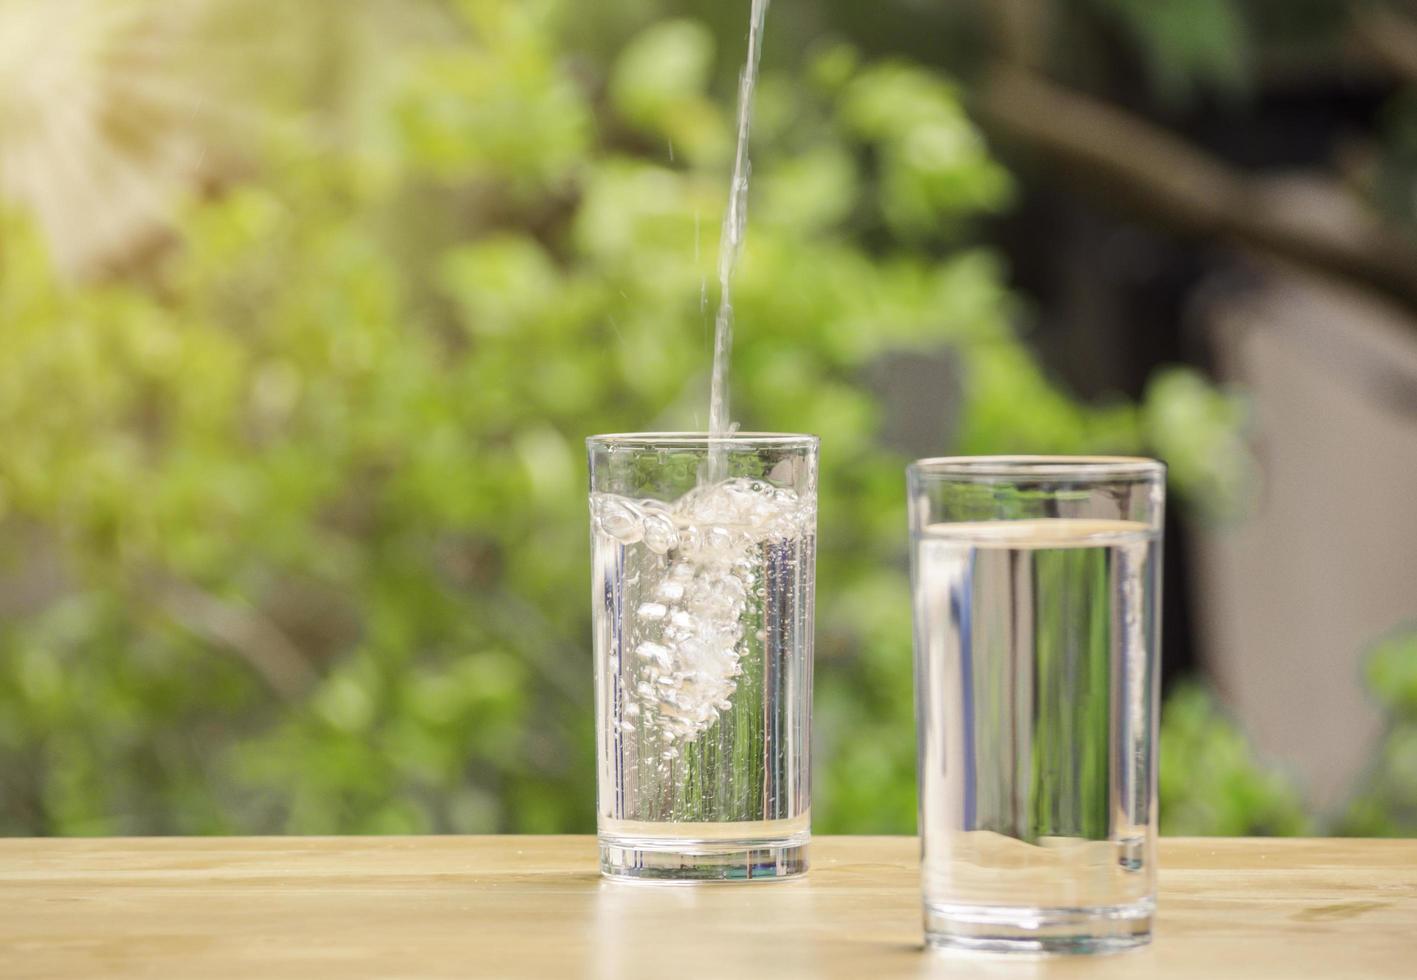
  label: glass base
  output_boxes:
[924,900,1153,954]
[599,834,808,883]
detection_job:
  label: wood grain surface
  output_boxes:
[2,836,1415,978]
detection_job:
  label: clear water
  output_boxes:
[912,519,1160,918]
[708,0,771,451]
[592,478,813,845]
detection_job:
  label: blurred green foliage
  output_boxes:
[1160,629,1417,839]
[1159,685,1310,836]
[1340,630,1417,836]
[1143,369,1256,523]
[0,0,1315,837]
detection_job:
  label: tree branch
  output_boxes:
[1352,4,1417,84]
[977,66,1417,317]
[155,580,318,700]
[989,0,1051,71]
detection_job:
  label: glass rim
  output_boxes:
[587,431,819,449]
[909,454,1165,480]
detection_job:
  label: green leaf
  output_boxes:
[1092,0,1251,103]
[1366,630,1417,717]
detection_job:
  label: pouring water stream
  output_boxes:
[707,0,770,475]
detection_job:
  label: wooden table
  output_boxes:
[3,836,1415,978]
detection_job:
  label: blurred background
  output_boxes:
[1,0,1414,838]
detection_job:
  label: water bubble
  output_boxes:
[635,641,667,659]
[719,576,747,603]
[705,525,733,554]
[600,478,812,742]
[637,602,668,621]
[723,481,756,508]
[676,526,702,558]
[596,498,644,543]
[642,513,679,555]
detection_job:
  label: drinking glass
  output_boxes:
[908,456,1164,952]
[588,433,818,881]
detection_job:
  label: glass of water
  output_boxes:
[908,456,1164,952]
[588,433,817,881]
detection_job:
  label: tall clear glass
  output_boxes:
[908,456,1164,952]
[588,433,818,881]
